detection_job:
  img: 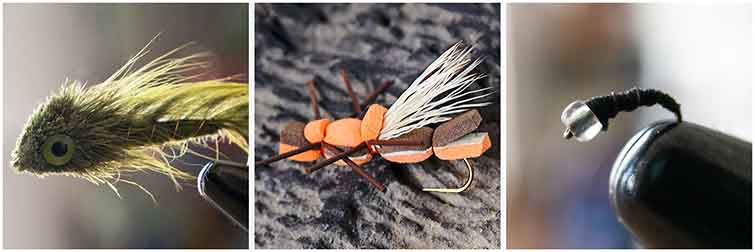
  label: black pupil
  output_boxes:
[51,142,68,157]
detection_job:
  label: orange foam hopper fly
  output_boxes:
[256,41,494,193]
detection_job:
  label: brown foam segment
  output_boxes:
[280,122,310,147]
[432,109,482,147]
[378,127,433,153]
[377,127,433,163]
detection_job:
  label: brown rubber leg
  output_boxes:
[305,143,367,173]
[322,143,385,192]
[306,80,321,120]
[362,80,394,110]
[352,80,395,118]
[255,142,321,167]
[340,69,362,114]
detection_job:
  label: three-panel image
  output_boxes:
[2,2,752,250]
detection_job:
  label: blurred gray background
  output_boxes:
[507,3,751,248]
[3,3,248,248]
[254,3,500,249]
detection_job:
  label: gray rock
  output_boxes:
[254,3,501,249]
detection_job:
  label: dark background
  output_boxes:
[254,3,501,249]
[3,3,248,248]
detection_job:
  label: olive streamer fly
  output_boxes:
[10,37,248,200]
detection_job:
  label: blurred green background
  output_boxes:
[3,3,248,248]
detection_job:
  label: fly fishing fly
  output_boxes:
[256,41,494,193]
[10,37,248,200]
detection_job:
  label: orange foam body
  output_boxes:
[280,143,321,162]
[304,119,330,143]
[380,148,433,163]
[323,118,363,147]
[361,104,387,142]
[433,133,492,160]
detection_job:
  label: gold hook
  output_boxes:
[422,158,474,193]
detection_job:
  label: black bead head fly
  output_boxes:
[561,87,682,142]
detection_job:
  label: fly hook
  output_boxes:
[422,158,474,193]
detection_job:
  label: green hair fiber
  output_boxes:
[10,39,248,197]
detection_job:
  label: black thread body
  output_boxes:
[585,87,682,130]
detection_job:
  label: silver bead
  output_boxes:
[561,100,603,142]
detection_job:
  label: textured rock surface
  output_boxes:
[254,3,501,249]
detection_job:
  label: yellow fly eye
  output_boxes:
[42,134,75,166]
